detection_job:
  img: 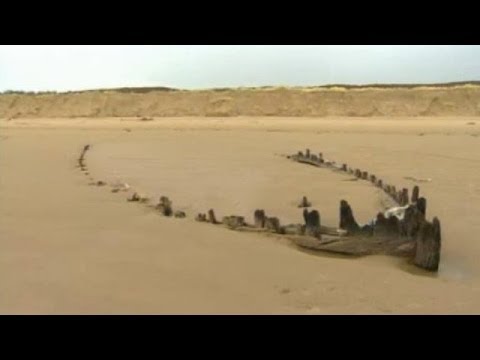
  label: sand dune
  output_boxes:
[1,83,480,119]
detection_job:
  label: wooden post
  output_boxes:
[411,185,420,203]
[195,213,207,222]
[303,208,309,224]
[370,174,376,183]
[208,209,218,224]
[374,212,388,236]
[342,163,347,171]
[339,200,360,233]
[362,171,368,180]
[157,196,173,216]
[128,192,140,202]
[400,188,409,206]
[374,213,399,237]
[416,197,427,216]
[414,217,441,271]
[254,209,266,228]
[305,148,310,159]
[400,204,423,238]
[304,209,321,238]
[385,184,391,194]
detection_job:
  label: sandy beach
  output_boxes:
[1,116,480,314]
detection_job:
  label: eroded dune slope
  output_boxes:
[1,83,480,118]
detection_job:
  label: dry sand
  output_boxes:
[1,116,480,314]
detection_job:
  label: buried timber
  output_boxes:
[284,149,441,271]
[79,142,442,273]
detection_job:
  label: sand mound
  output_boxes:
[1,83,480,118]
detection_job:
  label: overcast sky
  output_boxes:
[0,45,479,92]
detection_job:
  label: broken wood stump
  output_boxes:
[387,215,400,237]
[339,200,360,233]
[400,204,424,238]
[304,209,321,239]
[157,205,172,216]
[399,188,409,206]
[402,188,409,206]
[416,197,427,216]
[411,185,420,203]
[374,213,389,237]
[157,196,173,216]
[384,184,391,195]
[254,209,266,228]
[303,208,309,224]
[195,213,207,222]
[208,209,218,224]
[414,217,441,271]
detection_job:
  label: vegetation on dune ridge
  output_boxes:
[2,81,480,95]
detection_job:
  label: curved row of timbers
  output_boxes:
[77,145,441,272]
